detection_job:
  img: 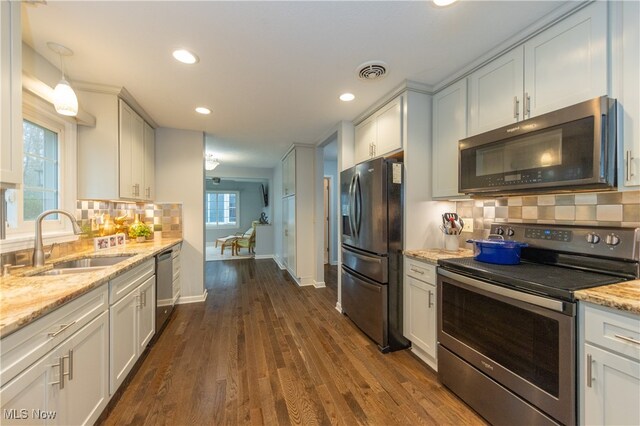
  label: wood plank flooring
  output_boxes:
[100,260,486,425]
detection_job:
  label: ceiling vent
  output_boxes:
[356,61,388,81]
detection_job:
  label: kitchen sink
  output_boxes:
[30,254,135,277]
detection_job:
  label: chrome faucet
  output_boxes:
[33,209,82,267]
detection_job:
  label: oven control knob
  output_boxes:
[507,228,515,237]
[605,234,620,246]
[495,227,504,235]
[586,233,600,244]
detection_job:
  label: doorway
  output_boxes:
[324,177,330,265]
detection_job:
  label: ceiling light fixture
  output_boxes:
[339,93,355,102]
[172,49,199,64]
[205,154,220,171]
[433,0,458,7]
[47,42,78,117]
[195,106,211,115]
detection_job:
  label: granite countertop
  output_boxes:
[575,280,640,315]
[0,237,182,338]
[404,248,474,265]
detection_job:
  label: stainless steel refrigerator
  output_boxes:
[340,157,409,352]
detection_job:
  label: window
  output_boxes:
[206,191,239,228]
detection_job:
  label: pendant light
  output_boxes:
[47,42,78,117]
[205,153,220,171]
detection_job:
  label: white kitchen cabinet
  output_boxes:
[468,47,524,136]
[354,95,403,164]
[467,1,607,136]
[611,0,640,189]
[0,0,22,185]
[432,79,467,199]
[579,302,640,425]
[0,285,109,426]
[77,90,155,201]
[172,245,181,304]
[143,121,155,200]
[282,149,296,197]
[109,272,156,395]
[279,145,314,285]
[403,257,437,371]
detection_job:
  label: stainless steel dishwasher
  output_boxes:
[155,249,174,335]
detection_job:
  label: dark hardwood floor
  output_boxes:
[100,259,485,425]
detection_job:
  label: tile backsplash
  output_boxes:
[456,190,640,241]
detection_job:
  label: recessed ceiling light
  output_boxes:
[433,0,457,7]
[172,49,199,64]
[339,93,355,102]
[195,106,211,115]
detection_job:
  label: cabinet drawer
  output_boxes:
[0,284,108,387]
[405,258,436,284]
[584,303,640,361]
[109,259,155,305]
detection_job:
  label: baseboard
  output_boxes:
[273,256,286,270]
[335,302,342,313]
[313,280,326,288]
[255,254,274,260]
[298,275,315,287]
[176,289,208,305]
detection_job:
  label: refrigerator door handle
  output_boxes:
[354,174,362,237]
[349,173,358,240]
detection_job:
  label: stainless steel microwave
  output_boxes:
[458,96,616,195]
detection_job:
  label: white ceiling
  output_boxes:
[23,0,566,169]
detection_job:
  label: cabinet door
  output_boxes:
[375,96,403,157]
[137,276,156,352]
[404,276,437,359]
[119,100,135,199]
[143,122,155,200]
[285,196,296,275]
[524,2,607,119]
[130,113,145,200]
[0,0,22,185]
[432,80,467,198]
[282,150,296,197]
[0,353,52,425]
[354,117,376,165]
[109,287,138,394]
[583,344,640,426]
[55,311,109,426]
[468,47,524,136]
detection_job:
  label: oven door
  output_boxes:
[437,269,575,426]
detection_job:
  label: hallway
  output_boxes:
[100,259,484,425]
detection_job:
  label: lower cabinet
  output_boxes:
[172,245,181,304]
[579,302,640,425]
[403,257,438,370]
[110,274,155,394]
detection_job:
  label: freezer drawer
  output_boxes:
[341,266,388,349]
[342,245,388,284]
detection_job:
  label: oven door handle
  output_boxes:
[438,269,565,313]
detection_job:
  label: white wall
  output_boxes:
[323,159,338,265]
[155,128,206,302]
[204,180,266,242]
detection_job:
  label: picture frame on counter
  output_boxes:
[94,233,126,251]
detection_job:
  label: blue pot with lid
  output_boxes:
[467,238,529,265]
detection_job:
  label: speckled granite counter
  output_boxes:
[404,248,474,265]
[575,280,640,315]
[0,238,182,338]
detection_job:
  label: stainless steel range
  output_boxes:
[437,223,640,426]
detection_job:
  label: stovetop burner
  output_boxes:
[437,257,625,301]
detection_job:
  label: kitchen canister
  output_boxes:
[444,234,459,251]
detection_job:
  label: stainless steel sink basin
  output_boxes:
[31,254,134,277]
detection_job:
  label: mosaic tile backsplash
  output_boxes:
[456,190,640,241]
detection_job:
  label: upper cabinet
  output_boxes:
[432,79,467,199]
[282,149,295,197]
[468,2,607,137]
[77,91,155,201]
[354,95,403,164]
[0,1,22,186]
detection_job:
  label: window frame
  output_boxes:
[2,92,78,251]
[205,190,240,230]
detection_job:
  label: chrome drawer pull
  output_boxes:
[410,267,424,275]
[428,290,434,308]
[614,334,640,346]
[48,321,76,338]
[586,354,594,388]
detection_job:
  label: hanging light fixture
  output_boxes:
[205,153,220,171]
[47,42,78,117]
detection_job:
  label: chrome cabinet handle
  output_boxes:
[586,353,593,388]
[513,96,519,119]
[626,150,635,182]
[50,356,66,389]
[614,334,640,346]
[146,187,151,198]
[137,294,142,309]
[525,92,531,118]
[428,290,434,308]
[48,321,76,338]
[67,349,73,380]
[410,267,424,275]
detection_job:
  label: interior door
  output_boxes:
[324,177,329,264]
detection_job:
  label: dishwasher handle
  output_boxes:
[156,250,172,262]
